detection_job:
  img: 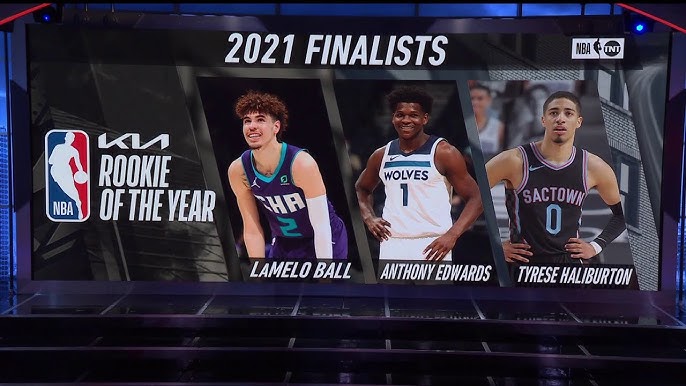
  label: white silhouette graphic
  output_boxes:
[48,131,86,219]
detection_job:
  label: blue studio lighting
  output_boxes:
[626,13,654,35]
[33,5,60,24]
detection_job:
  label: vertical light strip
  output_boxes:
[0,31,8,282]
[680,107,686,301]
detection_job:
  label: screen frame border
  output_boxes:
[8,12,681,307]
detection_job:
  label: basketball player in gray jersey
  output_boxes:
[355,86,483,262]
[486,91,626,265]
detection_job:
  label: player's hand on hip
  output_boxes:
[565,238,596,260]
[423,234,458,262]
[502,241,532,263]
[364,217,391,241]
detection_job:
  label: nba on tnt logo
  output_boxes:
[45,130,90,222]
[571,38,625,59]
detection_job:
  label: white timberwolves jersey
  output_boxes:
[379,135,453,238]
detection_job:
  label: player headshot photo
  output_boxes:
[227,90,348,260]
[480,80,633,283]
[197,76,368,283]
[355,85,483,262]
[334,79,497,275]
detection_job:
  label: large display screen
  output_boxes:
[21,16,670,291]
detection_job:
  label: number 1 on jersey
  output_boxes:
[400,183,408,206]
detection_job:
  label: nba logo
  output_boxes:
[45,130,90,222]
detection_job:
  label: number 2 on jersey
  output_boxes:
[277,216,302,237]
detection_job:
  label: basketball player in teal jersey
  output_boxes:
[228,90,347,259]
[355,86,483,262]
[486,91,626,265]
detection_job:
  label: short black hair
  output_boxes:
[543,91,582,116]
[386,86,433,115]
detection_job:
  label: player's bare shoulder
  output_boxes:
[493,147,523,164]
[365,146,387,170]
[585,151,616,188]
[292,150,323,188]
[486,147,524,189]
[370,145,387,158]
[228,157,249,189]
[586,151,611,171]
[355,146,386,191]
[292,149,318,171]
[434,138,467,173]
[435,137,461,156]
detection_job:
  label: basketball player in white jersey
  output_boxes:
[355,86,483,262]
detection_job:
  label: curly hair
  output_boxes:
[386,85,433,115]
[234,90,289,140]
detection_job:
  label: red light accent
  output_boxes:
[616,3,686,34]
[0,3,53,26]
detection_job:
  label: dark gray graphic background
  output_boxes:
[25,23,668,290]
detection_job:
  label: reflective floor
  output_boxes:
[0,284,684,385]
[3,291,683,325]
